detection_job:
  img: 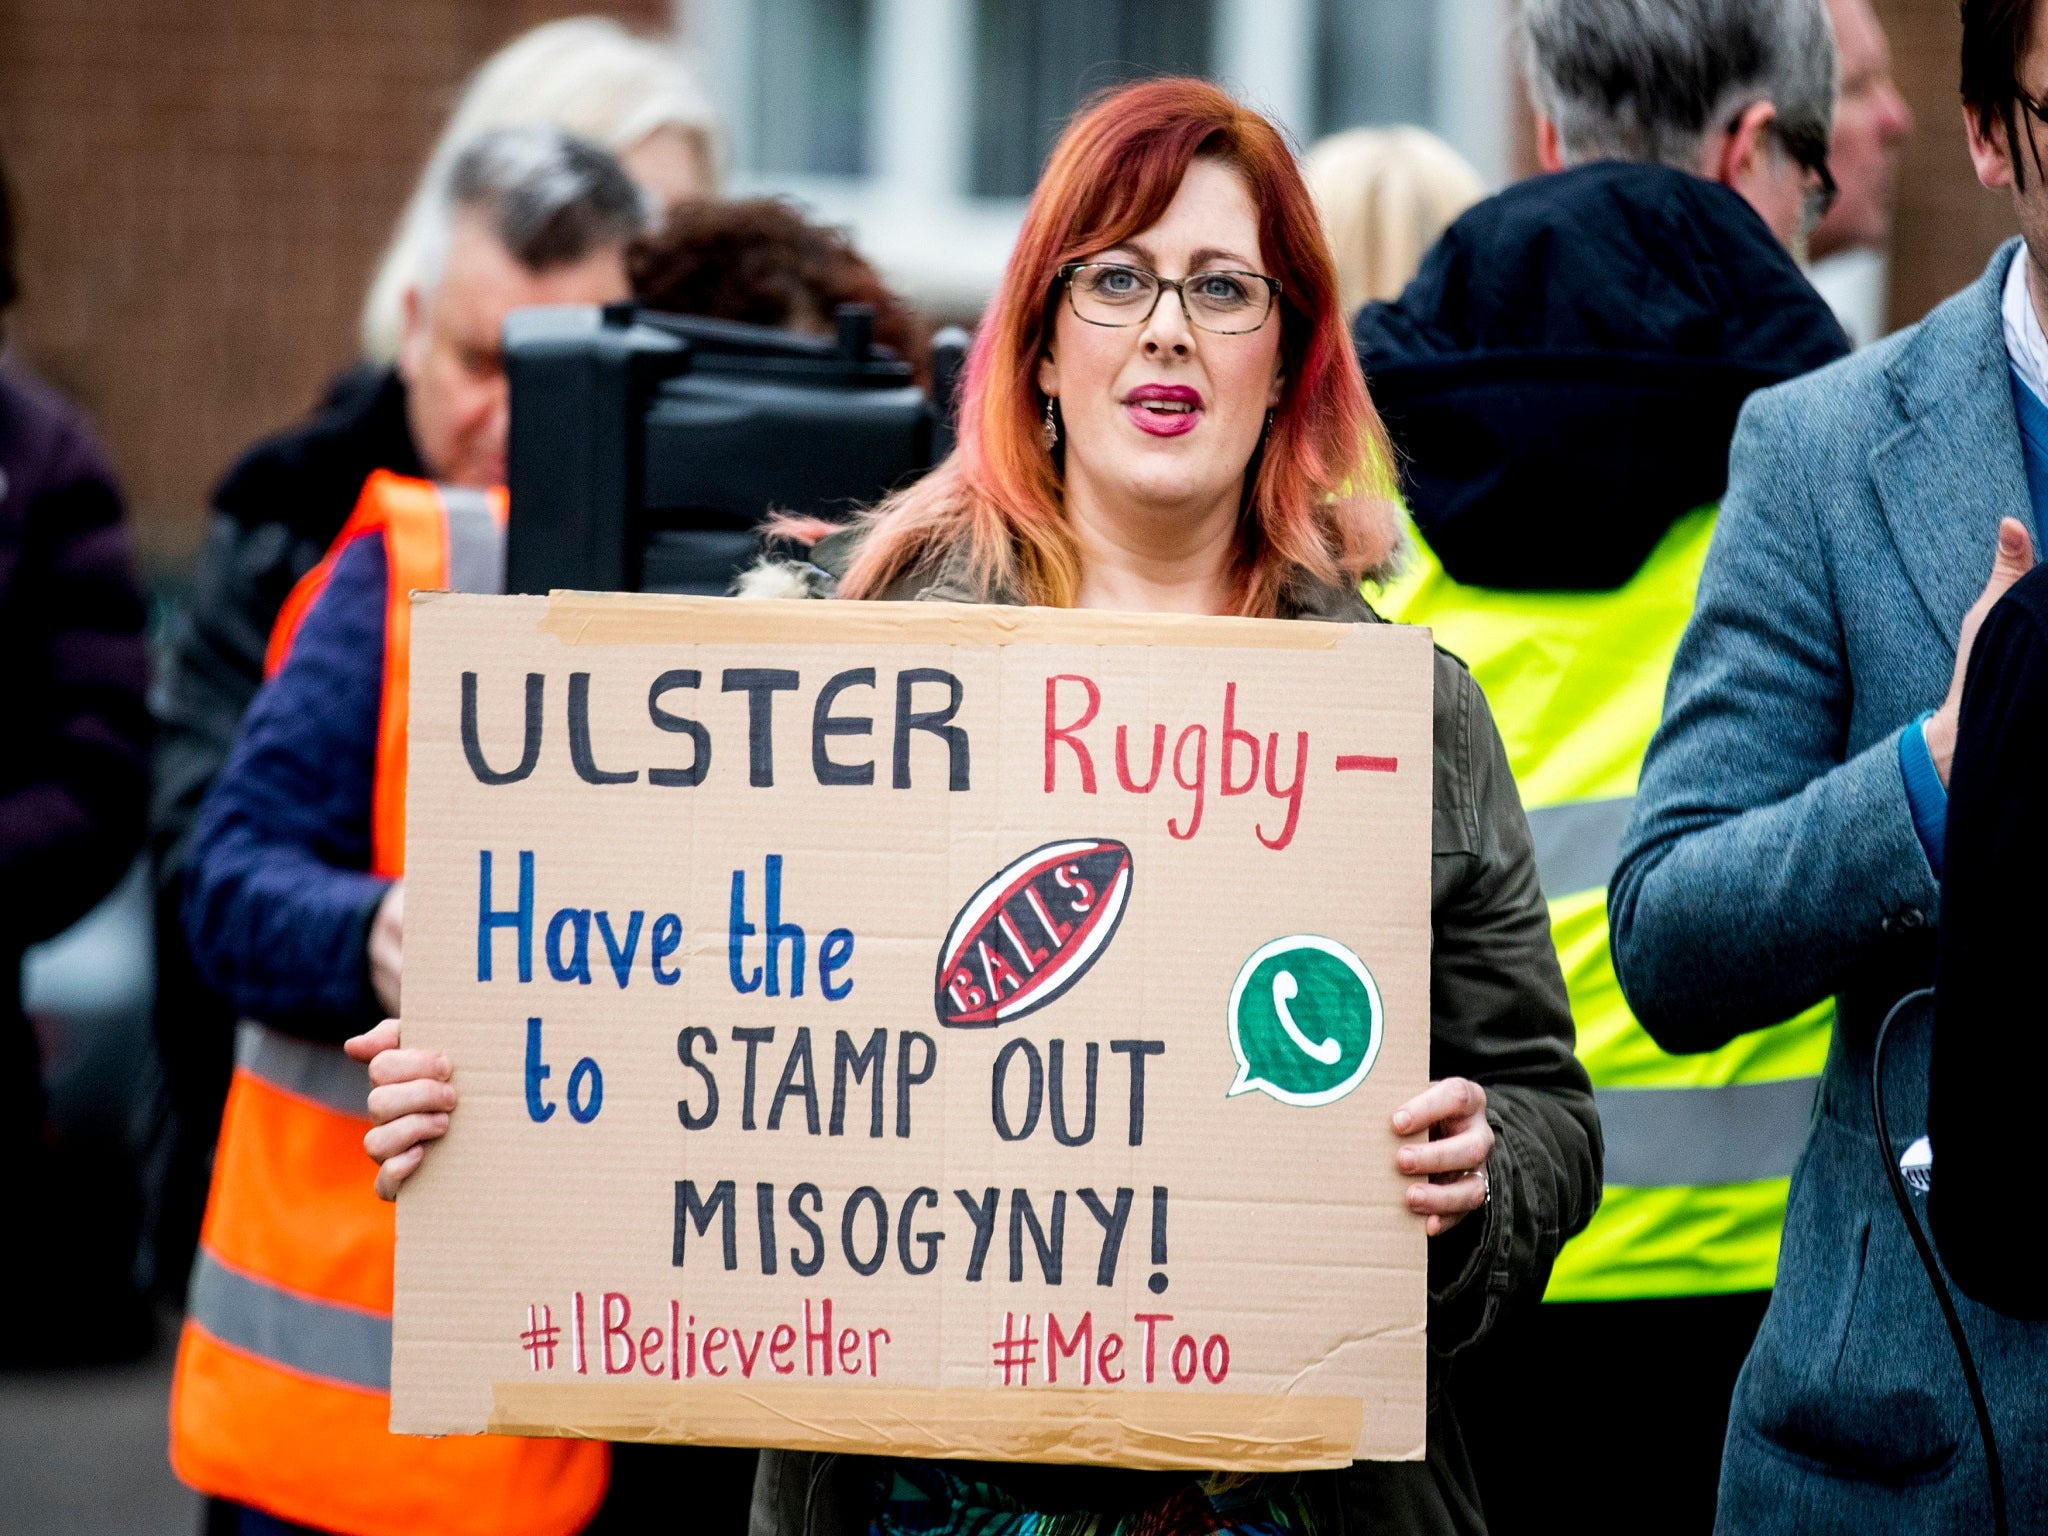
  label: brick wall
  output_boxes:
[1878,0,2020,330]
[1,0,2018,577]
[0,0,663,578]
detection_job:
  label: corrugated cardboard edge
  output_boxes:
[483,1382,1392,1469]
[506,590,1386,650]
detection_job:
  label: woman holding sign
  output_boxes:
[359,79,1599,1535]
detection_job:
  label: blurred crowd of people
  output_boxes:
[9,0,2043,1533]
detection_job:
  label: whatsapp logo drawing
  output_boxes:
[1225,935,1383,1106]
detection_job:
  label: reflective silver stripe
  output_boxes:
[440,485,506,596]
[1596,1076,1821,1188]
[236,1021,371,1122]
[1527,795,1636,900]
[187,1248,390,1393]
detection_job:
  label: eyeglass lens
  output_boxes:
[1067,265,1273,333]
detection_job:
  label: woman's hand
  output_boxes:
[343,1018,455,1201]
[1392,1077,1494,1237]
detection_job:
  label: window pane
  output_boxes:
[970,0,1214,199]
[753,0,873,176]
[1315,0,1437,136]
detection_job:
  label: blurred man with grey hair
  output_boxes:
[1520,0,1840,243]
[147,121,637,1320]
[396,124,644,487]
[164,124,641,1536]
[1355,2,1851,1530]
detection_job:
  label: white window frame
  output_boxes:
[682,0,1511,315]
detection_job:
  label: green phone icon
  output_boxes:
[1226,935,1383,1106]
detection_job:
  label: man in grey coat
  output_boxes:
[1610,0,2048,1527]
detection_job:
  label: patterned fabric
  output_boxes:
[873,1463,1318,1536]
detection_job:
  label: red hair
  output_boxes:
[838,76,1398,615]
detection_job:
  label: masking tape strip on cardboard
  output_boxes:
[485,1381,1391,1470]
[507,591,1367,652]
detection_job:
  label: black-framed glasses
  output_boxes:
[1777,123,1839,224]
[1058,262,1281,335]
[1724,105,1838,224]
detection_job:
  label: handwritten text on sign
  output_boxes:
[391,593,1434,1470]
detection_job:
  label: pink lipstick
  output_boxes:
[1123,382,1203,437]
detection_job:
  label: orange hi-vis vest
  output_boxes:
[169,472,609,1536]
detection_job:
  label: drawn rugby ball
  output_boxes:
[935,839,1133,1027]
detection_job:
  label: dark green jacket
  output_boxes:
[748,531,1601,1536]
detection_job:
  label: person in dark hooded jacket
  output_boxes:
[1353,1,1849,1530]
[0,159,153,1362]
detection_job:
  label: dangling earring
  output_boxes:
[1043,396,1059,452]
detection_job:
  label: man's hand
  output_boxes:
[369,882,404,1016]
[1926,518,2036,786]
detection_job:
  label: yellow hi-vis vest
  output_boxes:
[1379,507,1831,1300]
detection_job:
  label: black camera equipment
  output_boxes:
[504,302,967,597]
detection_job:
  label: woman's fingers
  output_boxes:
[1397,1122,1494,1176]
[360,1035,454,1197]
[374,1143,427,1202]
[367,1076,457,1125]
[343,1018,400,1063]
[1406,1167,1488,1235]
[367,1046,452,1090]
[1405,1175,1487,1215]
[1394,1077,1493,1237]
[364,1110,450,1169]
[1391,1075,1487,1136]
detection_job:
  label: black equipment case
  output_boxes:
[504,301,962,596]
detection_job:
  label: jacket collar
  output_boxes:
[806,525,1381,623]
[1872,239,2036,645]
[1278,571,1381,624]
[212,366,423,538]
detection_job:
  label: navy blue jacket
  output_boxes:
[1353,162,1848,593]
[183,534,390,1039]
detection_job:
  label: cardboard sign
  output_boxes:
[391,591,1434,1470]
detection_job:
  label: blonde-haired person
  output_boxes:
[360,15,720,363]
[1305,125,1485,318]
